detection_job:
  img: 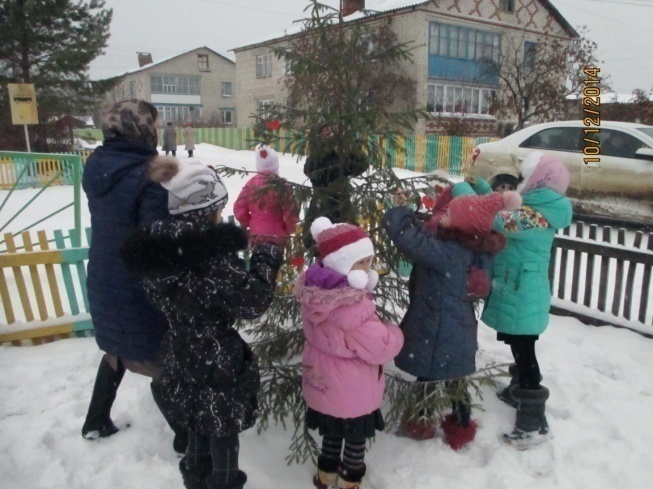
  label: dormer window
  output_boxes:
[198,54,209,71]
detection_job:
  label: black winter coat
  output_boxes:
[120,219,282,437]
[82,137,170,361]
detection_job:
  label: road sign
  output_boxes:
[8,83,39,125]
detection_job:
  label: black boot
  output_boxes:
[497,364,544,408]
[206,434,247,489]
[151,382,189,454]
[179,431,212,489]
[497,364,519,408]
[81,355,125,439]
[189,150,193,158]
[502,385,550,450]
[337,463,366,489]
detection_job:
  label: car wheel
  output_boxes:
[492,174,519,193]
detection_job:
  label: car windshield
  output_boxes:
[636,127,653,139]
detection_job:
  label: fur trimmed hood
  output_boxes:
[121,219,248,277]
[293,270,369,317]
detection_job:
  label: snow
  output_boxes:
[2,143,653,489]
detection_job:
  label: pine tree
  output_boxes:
[0,0,114,150]
[217,1,505,463]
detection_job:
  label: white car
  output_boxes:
[470,120,653,225]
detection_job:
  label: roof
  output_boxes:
[232,0,577,52]
[113,46,234,78]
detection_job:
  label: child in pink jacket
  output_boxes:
[233,144,299,246]
[294,217,404,489]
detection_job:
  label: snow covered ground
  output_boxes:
[2,144,653,489]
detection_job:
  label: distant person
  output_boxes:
[233,144,299,247]
[81,98,186,454]
[163,122,177,157]
[121,159,284,489]
[602,131,639,158]
[183,122,195,158]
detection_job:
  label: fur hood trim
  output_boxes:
[121,219,248,277]
[293,272,369,310]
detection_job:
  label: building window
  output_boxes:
[198,54,209,71]
[427,84,496,116]
[429,23,501,63]
[151,76,200,95]
[257,99,274,118]
[256,54,272,78]
[221,82,232,97]
[221,109,234,125]
[129,81,136,97]
[154,105,201,122]
[284,58,293,76]
[500,0,515,13]
[523,41,536,70]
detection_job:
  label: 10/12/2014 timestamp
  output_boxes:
[582,67,601,165]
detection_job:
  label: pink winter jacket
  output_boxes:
[233,173,299,237]
[294,266,404,419]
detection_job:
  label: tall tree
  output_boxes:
[217,1,501,464]
[0,0,113,150]
[479,28,603,130]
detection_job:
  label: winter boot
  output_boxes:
[497,364,519,408]
[151,382,189,454]
[337,463,366,489]
[189,150,194,158]
[179,431,211,489]
[81,355,125,439]
[441,414,478,451]
[206,434,247,489]
[314,456,339,489]
[497,364,544,408]
[502,385,550,450]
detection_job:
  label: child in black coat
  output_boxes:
[121,159,283,489]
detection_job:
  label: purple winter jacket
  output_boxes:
[294,264,404,419]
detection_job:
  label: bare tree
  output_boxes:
[480,28,603,130]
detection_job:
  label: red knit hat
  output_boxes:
[311,217,376,289]
[448,191,522,235]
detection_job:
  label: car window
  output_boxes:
[519,127,582,152]
[599,129,650,159]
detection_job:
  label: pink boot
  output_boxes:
[440,414,477,450]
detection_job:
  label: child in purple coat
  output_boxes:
[294,217,404,489]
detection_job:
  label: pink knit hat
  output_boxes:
[448,191,522,235]
[311,217,376,289]
[255,144,279,174]
[517,151,570,195]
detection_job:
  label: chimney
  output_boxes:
[137,52,153,67]
[342,0,365,16]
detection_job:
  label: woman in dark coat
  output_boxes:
[121,159,283,489]
[81,98,185,450]
[302,124,368,248]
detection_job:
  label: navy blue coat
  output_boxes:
[83,137,170,361]
[383,207,492,381]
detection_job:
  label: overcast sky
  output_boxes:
[88,0,653,95]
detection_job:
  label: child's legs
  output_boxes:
[509,337,541,389]
[186,431,211,468]
[445,380,472,426]
[318,435,342,473]
[342,437,366,472]
[209,433,243,487]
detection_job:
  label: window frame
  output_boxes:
[500,0,515,13]
[426,83,496,116]
[198,54,209,71]
[221,81,233,97]
[256,54,273,78]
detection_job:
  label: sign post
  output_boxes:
[7,83,39,151]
